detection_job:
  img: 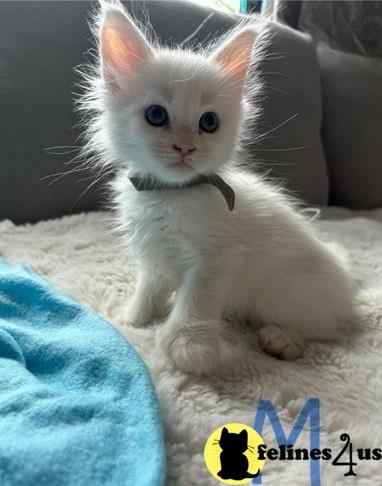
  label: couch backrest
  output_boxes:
[318,46,382,209]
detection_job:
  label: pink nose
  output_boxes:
[172,144,196,157]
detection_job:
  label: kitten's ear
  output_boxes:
[213,28,257,92]
[100,7,154,92]
[239,429,248,444]
[221,427,229,438]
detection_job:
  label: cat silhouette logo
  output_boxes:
[204,423,266,484]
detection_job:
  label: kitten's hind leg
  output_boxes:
[259,324,304,360]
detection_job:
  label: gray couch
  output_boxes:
[0,0,381,224]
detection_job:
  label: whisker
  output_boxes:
[179,11,215,47]
[255,158,297,167]
[41,166,88,183]
[256,112,299,140]
[267,85,293,98]
[255,145,311,152]
[261,71,306,88]
[71,169,111,209]
[44,145,81,155]
[76,175,96,184]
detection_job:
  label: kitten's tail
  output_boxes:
[246,469,260,478]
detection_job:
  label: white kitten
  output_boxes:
[81,4,356,374]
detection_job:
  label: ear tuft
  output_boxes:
[100,6,154,91]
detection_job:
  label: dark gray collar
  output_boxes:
[128,173,235,211]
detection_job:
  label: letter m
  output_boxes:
[252,398,320,486]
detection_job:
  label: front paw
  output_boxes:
[156,320,222,375]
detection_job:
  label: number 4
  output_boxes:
[332,433,357,476]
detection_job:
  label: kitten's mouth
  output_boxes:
[167,160,193,171]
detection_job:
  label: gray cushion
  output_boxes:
[253,23,328,205]
[0,1,102,224]
[0,0,328,223]
[318,46,382,209]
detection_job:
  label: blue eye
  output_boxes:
[145,105,169,127]
[199,112,219,133]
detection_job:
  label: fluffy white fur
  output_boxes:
[81,3,356,374]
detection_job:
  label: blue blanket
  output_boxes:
[0,259,165,486]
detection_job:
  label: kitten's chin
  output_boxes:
[155,164,198,184]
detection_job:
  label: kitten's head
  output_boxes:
[219,427,248,453]
[89,5,258,184]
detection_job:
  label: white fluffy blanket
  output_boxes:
[1,208,382,485]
